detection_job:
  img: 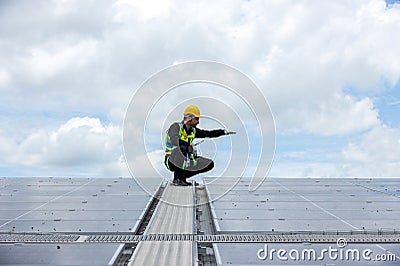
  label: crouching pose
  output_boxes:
[164,105,234,186]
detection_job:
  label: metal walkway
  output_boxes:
[127,183,195,266]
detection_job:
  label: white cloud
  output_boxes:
[341,124,400,176]
[2,0,399,122]
[22,40,98,84]
[302,95,379,136]
[126,149,167,178]
[0,68,11,89]
[113,0,172,21]
[250,0,400,135]
[1,0,400,177]
[268,122,400,177]
[273,93,380,136]
[0,117,127,176]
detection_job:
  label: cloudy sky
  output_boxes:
[0,0,400,178]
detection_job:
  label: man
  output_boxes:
[164,105,235,186]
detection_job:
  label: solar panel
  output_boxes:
[1,177,399,265]
[0,177,160,265]
[206,177,400,233]
[214,243,399,265]
[0,243,122,265]
[205,177,400,265]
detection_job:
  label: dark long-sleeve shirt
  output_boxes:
[166,121,225,162]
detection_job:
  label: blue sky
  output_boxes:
[386,0,400,6]
[0,0,400,178]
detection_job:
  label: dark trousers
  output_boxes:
[165,155,214,181]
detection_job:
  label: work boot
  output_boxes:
[173,171,183,185]
[182,180,192,186]
[177,179,189,186]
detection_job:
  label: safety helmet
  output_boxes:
[184,105,201,118]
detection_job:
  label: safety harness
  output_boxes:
[165,122,196,169]
[165,122,196,155]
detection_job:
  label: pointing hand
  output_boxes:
[224,130,236,135]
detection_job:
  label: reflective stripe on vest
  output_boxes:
[165,122,196,155]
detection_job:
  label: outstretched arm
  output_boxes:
[195,128,234,138]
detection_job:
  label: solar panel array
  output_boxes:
[1,177,399,265]
[207,178,400,232]
[205,177,400,265]
[214,243,399,265]
[0,177,160,265]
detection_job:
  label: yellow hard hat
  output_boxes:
[184,105,201,118]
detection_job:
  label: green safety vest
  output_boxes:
[165,122,196,155]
